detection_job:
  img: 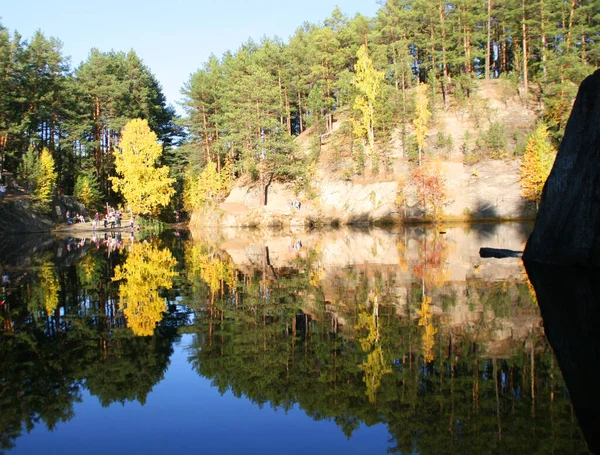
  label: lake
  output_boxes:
[0,223,590,454]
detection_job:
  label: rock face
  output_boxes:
[191,163,533,228]
[524,68,600,266]
[0,199,53,234]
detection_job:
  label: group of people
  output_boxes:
[65,211,86,225]
[64,205,134,232]
[287,199,302,211]
[94,208,124,230]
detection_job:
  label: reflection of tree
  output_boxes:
[412,231,450,288]
[185,242,235,295]
[417,295,437,363]
[0,330,81,452]
[0,239,182,450]
[183,247,587,453]
[113,242,177,336]
[356,295,392,404]
[83,330,175,406]
[0,231,590,454]
[76,251,103,289]
[26,254,60,316]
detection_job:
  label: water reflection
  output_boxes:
[525,261,600,454]
[0,225,590,454]
[113,241,177,336]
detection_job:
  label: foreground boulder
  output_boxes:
[524,68,600,265]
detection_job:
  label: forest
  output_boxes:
[0,0,598,217]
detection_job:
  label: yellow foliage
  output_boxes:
[40,261,59,315]
[110,119,175,215]
[411,161,448,221]
[113,242,177,336]
[185,243,235,294]
[418,295,438,363]
[359,345,392,404]
[33,148,57,209]
[183,160,232,212]
[74,171,101,209]
[352,44,384,158]
[413,83,432,160]
[309,263,324,287]
[355,295,392,403]
[520,124,557,206]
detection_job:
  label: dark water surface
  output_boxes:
[0,224,590,454]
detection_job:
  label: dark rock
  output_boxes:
[0,199,52,234]
[479,247,522,258]
[524,68,600,265]
[524,261,600,454]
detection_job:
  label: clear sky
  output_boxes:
[1,0,381,114]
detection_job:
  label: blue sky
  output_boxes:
[2,0,381,114]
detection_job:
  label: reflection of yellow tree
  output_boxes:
[185,243,235,294]
[113,242,177,336]
[418,295,438,363]
[396,239,409,273]
[309,263,324,287]
[355,296,392,404]
[77,253,101,288]
[40,261,60,315]
[413,232,451,288]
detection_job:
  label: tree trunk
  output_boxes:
[485,0,492,79]
[522,0,529,94]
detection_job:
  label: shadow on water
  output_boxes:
[525,261,600,455]
[0,234,56,268]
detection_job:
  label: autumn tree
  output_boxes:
[182,160,232,212]
[352,44,384,173]
[411,161,448,221]
[110,119,175,215]
[519,123,556,208]
[413,83,431,166]
[74,168,102,210]
[19,147,57,212]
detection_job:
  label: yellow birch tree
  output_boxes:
[519,124,557,208]
[352,44,384,172]
[110,119,175,215]
[413,83,431,166]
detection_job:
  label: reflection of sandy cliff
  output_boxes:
[194,223,529,280]
[191,223,539,356]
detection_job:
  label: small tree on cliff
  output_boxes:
[110,119,175,215]
[413,83,431,167]
[182,160,232,212]
[411,161,448,221]
[519,124,557,208]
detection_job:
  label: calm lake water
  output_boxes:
[0,223,590,454]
